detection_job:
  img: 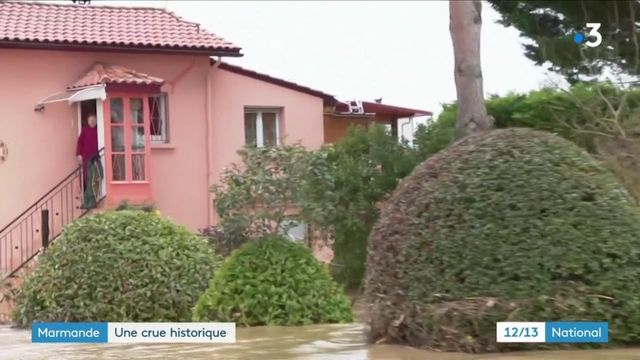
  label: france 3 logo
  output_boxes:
[573,23,602,48]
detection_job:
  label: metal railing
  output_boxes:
[0,148,105,280]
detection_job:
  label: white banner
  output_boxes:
[496,322,546,343]
[107,322,236,343]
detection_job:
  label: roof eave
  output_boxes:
[0,40,243,57]
[213,60,335,101]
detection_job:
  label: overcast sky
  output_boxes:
[86,1,563,117]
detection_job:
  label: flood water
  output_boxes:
[1,324,638,360]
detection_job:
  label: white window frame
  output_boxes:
[245,108,281,147]
[149,93,169,144]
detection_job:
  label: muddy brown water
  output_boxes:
[1,324,638,360]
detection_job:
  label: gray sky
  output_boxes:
[90,1,561,117]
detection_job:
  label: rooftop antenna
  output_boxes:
[71,0,91,4]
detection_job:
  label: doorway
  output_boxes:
[79,100,97,129]
[76,99,106,201]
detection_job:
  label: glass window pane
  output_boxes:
[244,113,257,146]
[111,127,125,152]
[110,98,123,124]
[130,98,144,125]
[149,96,161,136]
[132,154,146,181]
[112,154,126,181]
[131,126,145,152]
[262,112,277,147]
[149,95,168,143]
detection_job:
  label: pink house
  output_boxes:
[0,2,429,277]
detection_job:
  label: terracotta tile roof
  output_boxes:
[0,1,241,55]
[215,61,336,102]
[68,63,164,89]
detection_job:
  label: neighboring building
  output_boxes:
[324,100,431,143]
[0,1,429,276]
[216,62,432,144]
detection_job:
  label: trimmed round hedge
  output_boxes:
[365,128,640,352]
[13,211,217,326]
[193,235,353,326]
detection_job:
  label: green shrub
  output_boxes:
[13,211,217,326]
[211,125,425,289]
[417,83,640,158]
[322,124,422,288]
[193,235,353,326]
[413,104,456,159]
[200,225,248,258]
[365,128,640,352]
[115,200,156,212]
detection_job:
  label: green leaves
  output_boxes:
[211,144,330,242]
[210,126,426,288]
[366,128,640,351]
[319,125,424,288]
[193,236,353,326]
[417,83,640,157]
[489,1,640,82]
[12,210,218,327]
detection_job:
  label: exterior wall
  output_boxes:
[322,114,394,143]
[0,49,211,231]
[208,67,325,223]
[323,115,371,143]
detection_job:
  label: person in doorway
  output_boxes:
[76,115,102,209]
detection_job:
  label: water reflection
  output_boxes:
[0,324,638,360]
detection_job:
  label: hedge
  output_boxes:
[13,210,217,326]
[365,128,640,352]
[193,235,353,326]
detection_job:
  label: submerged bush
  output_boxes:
[13,211,217,326]
[365,128,640,352]
[193,236,353,326]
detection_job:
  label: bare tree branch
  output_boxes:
[595,86,628,138]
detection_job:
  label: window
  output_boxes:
[279,219,308,244]
[130,98,146,181]
[149,94,169,143]
[109,96,148,182]
[110,98,126,181]
[244,109,280,147]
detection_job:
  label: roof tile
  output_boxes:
[0,1,241,54]
[69,63,164,89]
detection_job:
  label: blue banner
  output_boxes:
[32,322,108,343]
[545,322,608,343]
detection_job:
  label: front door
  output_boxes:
[103,93,153,205]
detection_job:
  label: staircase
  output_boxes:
[0,149,104,281]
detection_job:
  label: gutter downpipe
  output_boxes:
[206,56,222,226]
[400,118,413,144]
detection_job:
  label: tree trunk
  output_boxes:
[450,0,492,139]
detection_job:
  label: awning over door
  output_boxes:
[34,84,106,112]
[68,63,164,90]
[34,63,164,112]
